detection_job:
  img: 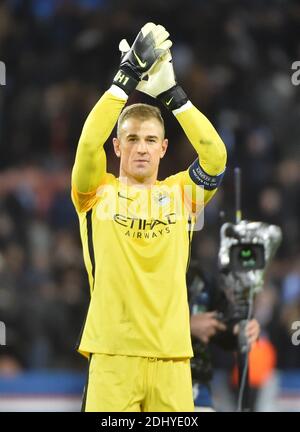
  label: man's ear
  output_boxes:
[160,138,168,159]
[113,137,121,158]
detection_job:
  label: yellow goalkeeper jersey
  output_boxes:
[71,89,227,359]
[72,172,200,358]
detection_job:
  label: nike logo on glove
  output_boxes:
[166,97,174,106]
[133,51,147,68]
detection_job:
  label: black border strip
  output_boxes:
[186,215,193,273]
[81,354,92,412]
[75,208,95,350]
[86,208,95,286]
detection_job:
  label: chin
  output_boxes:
[133,172,148,181]
[132,169,151,181]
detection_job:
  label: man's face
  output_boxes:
[113,117,168,184]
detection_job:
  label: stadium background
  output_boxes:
[0,0,299,411]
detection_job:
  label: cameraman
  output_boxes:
[188,261,260,411]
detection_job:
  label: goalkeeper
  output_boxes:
[71,23,227,412]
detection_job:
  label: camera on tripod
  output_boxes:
[218,220,282,325]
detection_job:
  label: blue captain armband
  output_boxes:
[188,158,226,190]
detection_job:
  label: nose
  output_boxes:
[136,140,148,154]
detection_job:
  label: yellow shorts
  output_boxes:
[82,353,194,412]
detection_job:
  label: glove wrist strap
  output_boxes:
[112,68,139,96]
[158,85,188,111]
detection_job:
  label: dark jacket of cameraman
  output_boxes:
[187,261,238,386]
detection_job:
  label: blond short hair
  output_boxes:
[117,103,165,138]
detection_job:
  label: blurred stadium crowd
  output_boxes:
[0,0,299,377]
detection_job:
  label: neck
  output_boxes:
[118,169,158,188]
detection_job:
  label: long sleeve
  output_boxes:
[173,104,227,208]
[175,104,227,176]
[71,89,127,212]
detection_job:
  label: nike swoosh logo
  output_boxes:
[133,50,147,68]
[118,192,134,201]
[166,97,173,106]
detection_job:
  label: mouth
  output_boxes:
[134,160,149,163]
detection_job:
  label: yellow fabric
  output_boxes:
[83,353,194,412]
[71,90,227,360]
[74,172,195,358]
[175,105,227,207]
[175,106,227,175]
[72,91,126,195]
